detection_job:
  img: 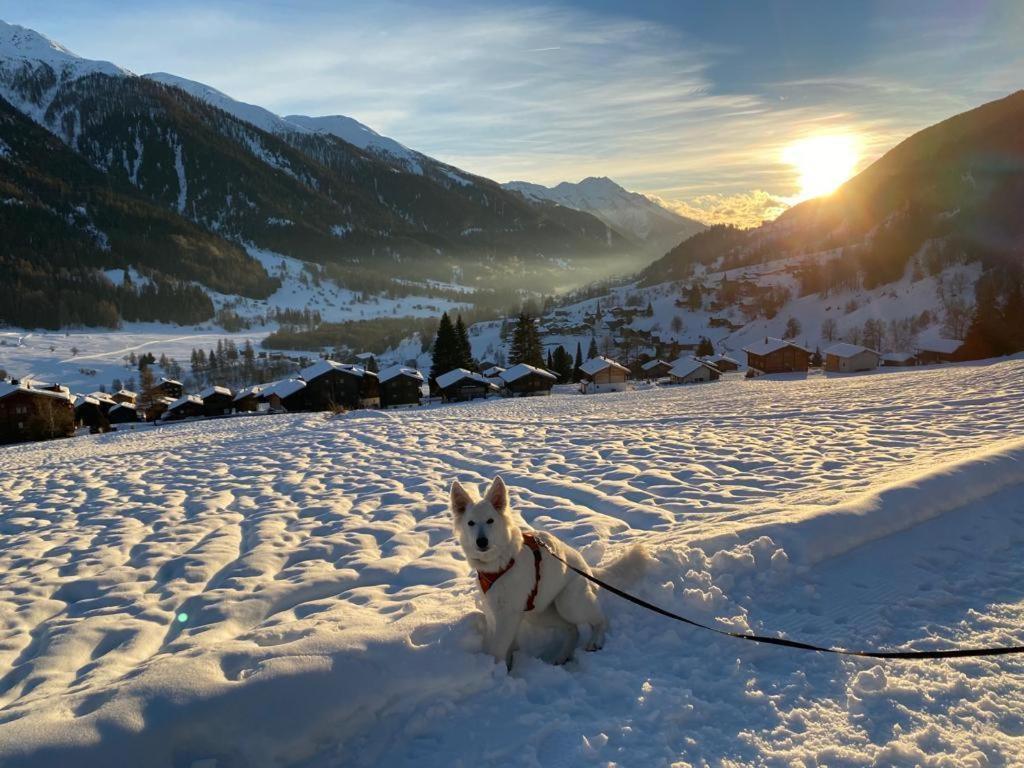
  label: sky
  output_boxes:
[2,0,1022,226]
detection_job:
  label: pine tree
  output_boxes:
[509,314,544,367]
[430,312,459,382]
[546,349,554,370]
[573,342,583,382]
[587,337,599,360]
[552,345,573,383]
[454,315,474,369]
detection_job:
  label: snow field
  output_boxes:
[0,359,1022,766]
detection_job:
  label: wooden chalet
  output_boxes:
[668,357,720,385]
[498,363,557,397]
[108,402,139,424]
[435,368,498,402]
[74,395,107,432]
[824,343,881,373]
[200,385,235,417]
[233,385,265,413]
[703,354,739,372]
[915,339,965,365]
[112,389,137,405]
[379,366,425,408]
[640,359,672,379]
[163,395,204,421]
[0,381,75,444]
[143,396,175,422]
[261,380,307,412]
[155,378,184,399]
[300,360,381,411]
[578,356,631,393]
[742,338,810,374]
[882,352,916,367]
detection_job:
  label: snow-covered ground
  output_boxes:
[1,359,1023,767]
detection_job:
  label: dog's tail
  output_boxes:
[593,543,654,587]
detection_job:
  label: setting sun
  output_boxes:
[783,134,860,200]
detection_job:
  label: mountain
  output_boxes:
[0,21,639,329]
[503,176,705,255]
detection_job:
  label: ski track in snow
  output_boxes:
[0,360,1023,766]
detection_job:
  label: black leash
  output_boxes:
[547,550,1024,660]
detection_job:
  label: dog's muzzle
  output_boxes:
[476,536,489,551]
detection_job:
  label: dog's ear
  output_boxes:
[450,479,472,518]
[484,476,508,514]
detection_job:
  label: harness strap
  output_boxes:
[476,531,545,612]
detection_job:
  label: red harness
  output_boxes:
[477,531,544,611]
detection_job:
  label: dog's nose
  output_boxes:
[476,537,489,550]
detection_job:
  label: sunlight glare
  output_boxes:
[783,134,860,200]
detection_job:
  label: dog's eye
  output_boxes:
[487,518,494,524]
[467,520,475,527]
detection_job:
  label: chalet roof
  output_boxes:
[167,394,203,411]
[641,359,670,371]
[264,379,306,398]
[199,385,233,399]
[435,368,496,390]
[481,365,505,377]
[705,354,739,365]
[109,402,136,414]
[669,357,715,379]
[88,391,117,403]
[300,358,366,382]
[378,365,424,384]
[74,394,100,407]
[499,363,557,384]
[116,389,137,398]
[742,337,809,356]
[0,382,72,402]
[825,342,879,359]
[159,377,183,387]
[233,384,263,401]
[579,356,629,377]
[918,338,963,355]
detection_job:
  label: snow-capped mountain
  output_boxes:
[282,114,420,170]
[504,176,705,255]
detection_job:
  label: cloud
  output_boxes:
[647,191,791,229]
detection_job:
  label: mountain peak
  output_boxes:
[0,19,130,77]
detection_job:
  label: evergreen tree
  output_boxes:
[587,336,599,360]
[454,315,474,369]
[573,342,583,383]
[697,337,715,357]
[552,345,574,383]
[546,349,554,370]
[430,312,460,382]
[509,313,544,367]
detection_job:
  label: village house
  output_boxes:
[640,359,673,379]
[143,396,175,422]
[668,357,720,385]
[578,356,631,393]
[915,338,965,365]
[108,402,139,425]
[480,365,505,378]
[199,385,235,417]
[0,381,75,444]
[155,378,184,399]
[379,366,425,408]
[824,343,881,373]
[435,369,498,402]
[74,395,106,432]
[261,379,307,412]
[499,363,557,397]
[743,338,810,374]
[163,394,205,421]
[232,385,265,413]
[882,352,917,367]
[300,360,380,411]
[703,353,740,372]
[112,389,137,405]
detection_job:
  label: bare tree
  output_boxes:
[821,317,838,342]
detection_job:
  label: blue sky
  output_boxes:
[2,0,1021,225]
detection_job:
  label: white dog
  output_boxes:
[450,475,609,668]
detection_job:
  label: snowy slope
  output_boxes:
[283,114,421,169]
[1,359,1023,765]
[504,176,704,252]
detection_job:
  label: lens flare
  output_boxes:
[783,134,860,200]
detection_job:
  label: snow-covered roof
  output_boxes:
[159,377,183,387]
[641,359,670,371]
[300,359,364,382]
[167,394,203,411]
[435,368,495,390]
[742,337,809,356]
[74,394,100,407]
[115,389,137,397]
[264,379,307,398]
[378,365,424,384]
[0,381,72,402]
[579,356,629,376]
[918,338,963,355]
[481,366,505,377]
[499,363,557,383]
[825,343,879,359]
[705,354,739,365]
[233,385,263,401]
[199,385,232,399]
[109,402,136,413]
[669,357,714,379]
[88,391,117,403]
